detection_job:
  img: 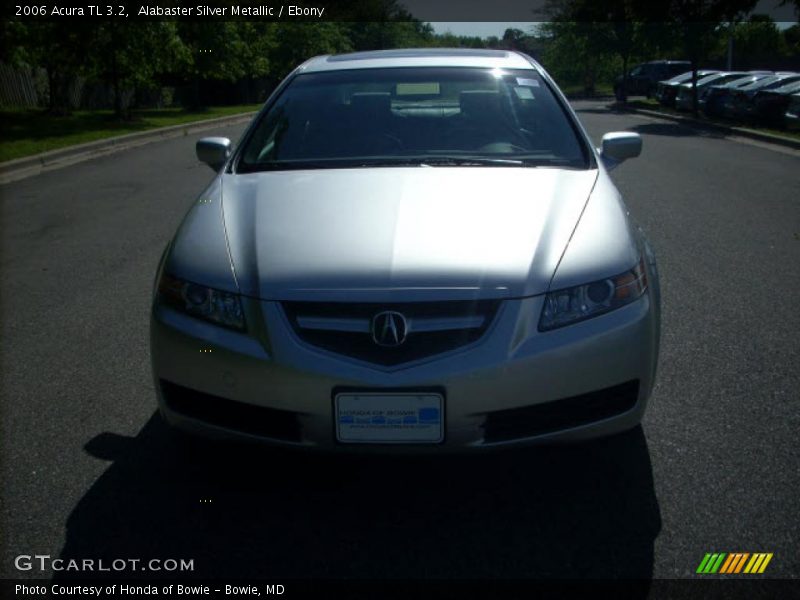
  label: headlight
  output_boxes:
[158,273,245,331]
[539,257,648,331]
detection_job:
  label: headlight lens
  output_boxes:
[539,257,648,331]
[158,274,245,331]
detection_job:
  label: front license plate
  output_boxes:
[335,393,444,444]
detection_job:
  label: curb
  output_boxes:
[620,105,800,151]
[0,111,258,185]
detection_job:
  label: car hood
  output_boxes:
[220,167,598,302]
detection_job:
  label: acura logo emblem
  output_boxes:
[371,311,408,347]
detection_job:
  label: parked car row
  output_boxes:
[656,69,800,129]
[654,69,721,106]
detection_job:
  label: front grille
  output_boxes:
[160,380,302,442]
[481,380,640,443]
[282,300,500,366]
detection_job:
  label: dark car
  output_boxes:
[702,73,773,118]
[614,60,691,100]
[655,69,718,107]
[675,71,748,111]
[753,81,800,127]
[785,93,800,130]
[726,73,800,121]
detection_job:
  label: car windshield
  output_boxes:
[773,81,800,94]
[706,73,746,86]
[237,67,589,172]
[744,74,800,91]
[725,74,771,89]
[665,71,694,84]
[740,75,782,90]
[695,73,734,87]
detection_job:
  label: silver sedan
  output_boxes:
[150,49,661,450]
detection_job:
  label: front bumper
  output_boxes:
[150,288,660,452]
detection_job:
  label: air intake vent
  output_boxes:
[481,380,640,442]
[160,380,302,442]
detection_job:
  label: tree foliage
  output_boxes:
[4,6,797,116]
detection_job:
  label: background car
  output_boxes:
[725,72,800,120]
[751,80,800,127]
[674,71,747,111]
[614,60,691,100]
[655,69,718,107]
[785,93,800,129]
[702,72,774,117]
[150,49,660,451]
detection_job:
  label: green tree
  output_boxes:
[665,0,758,114]
[269,22,353,78]
[725,15,789,69]
[497,27,545,57]
[784,23,800,59]
[539,21,618,95]
[177,22,269,108]
[92,21,189,119]
[427,32,487,49]
[235,23,279,102]
[12,21,95,113]
[347,21,435,50]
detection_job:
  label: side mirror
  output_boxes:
[598,132,642,170]
[196,137,232,171]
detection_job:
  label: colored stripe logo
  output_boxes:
[696,552,773,574]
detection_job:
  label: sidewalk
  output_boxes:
[0,111,257,185]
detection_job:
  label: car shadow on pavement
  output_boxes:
[626,122,725,139]
[572,104,634,115]
[55,414,661,585]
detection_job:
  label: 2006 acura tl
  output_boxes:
[150,49,661,450]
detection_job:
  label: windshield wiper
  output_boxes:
[419,157,525,167]
[339,158,528,168]
[239,160,332,172]
[242,158,430,171]
[240,156,558,172]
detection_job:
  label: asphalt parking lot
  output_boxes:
[1,101,798,583]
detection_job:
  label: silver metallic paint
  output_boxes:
[151,50,659,450]
[221,168,599,302]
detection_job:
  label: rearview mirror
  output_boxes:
[599,132,642,170]
[196,137,232,171]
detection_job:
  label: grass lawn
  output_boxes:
[625,98,800,142]
[0,105,262,162]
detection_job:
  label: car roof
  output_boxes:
[297,49,538,73]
